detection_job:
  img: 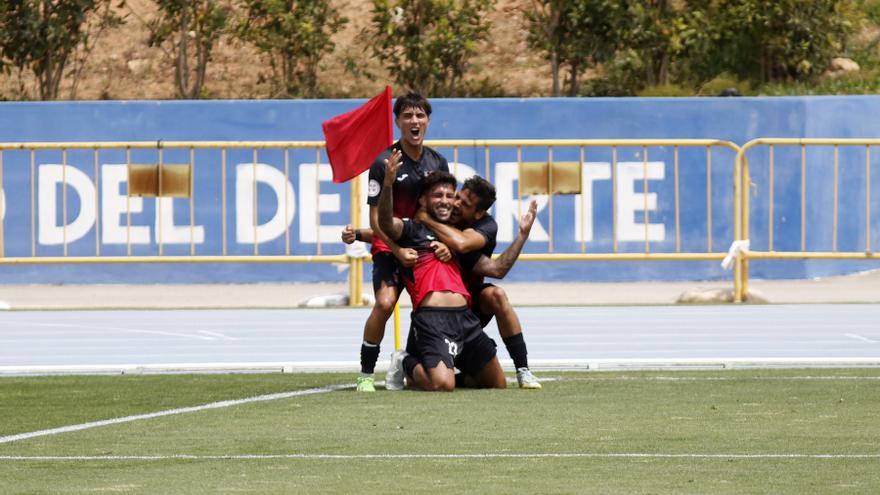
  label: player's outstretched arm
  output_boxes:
[471,200,537,279]
[377,149,404,241]
[415,208,486,254]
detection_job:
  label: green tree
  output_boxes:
[0,0,122,100]
[523,0,563,95]
[624,0,684,87]
[525,0,622,96]
[582,0,856,95]
[739,0,854,82]
[237,0,347,98]
[369,0,494,97]
[682,0,856,84]
[147,0,229,99]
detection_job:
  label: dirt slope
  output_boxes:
[1,0,550,101]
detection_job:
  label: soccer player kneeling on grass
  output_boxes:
[415,176,541,389]
[377,150,505,391]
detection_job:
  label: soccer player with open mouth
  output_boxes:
[340,92,451,392]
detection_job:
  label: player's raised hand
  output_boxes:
[383,148,403,187]
[341,224,356,244]
[519,200,538,239]
[430,241,452,262]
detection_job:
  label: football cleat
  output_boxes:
[356,375,376,392]
[516,368,542,389]
[385,350,407,391]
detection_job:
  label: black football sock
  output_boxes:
[360,341,380,375]
[502,333,529,370]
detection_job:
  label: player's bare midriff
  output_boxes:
[420,291,468,308]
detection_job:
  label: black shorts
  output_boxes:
[372,251,403,293]
[406,306,482,370]
[455,331,498,376]
[469,283,497,328]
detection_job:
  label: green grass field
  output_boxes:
[2,369,879,494]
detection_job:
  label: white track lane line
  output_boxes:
[845,333,878,344]
[1,453,879,461]
[0,383,352,445]
[196,330,237,341]
[27,322,217,341]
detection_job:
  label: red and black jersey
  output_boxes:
[397,219,470,309]
[366,142,449,254]
[457,215,499,294]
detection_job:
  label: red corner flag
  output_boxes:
[322,86,394,183]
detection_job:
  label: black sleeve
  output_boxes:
[457,250,482,272]
[398,219,415,247]
[439,154,449,172]
[472,216,498,247]
[366,155,386,207]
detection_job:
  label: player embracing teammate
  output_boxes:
[414,175,541,389]
[341,91,540,391]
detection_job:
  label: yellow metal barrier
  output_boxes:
[7,136,880,307]
[0,140,368,301]
[0,140,331,255]
[423,139,744,300]
[737,138,880,302]
[424,138,741,257]
[2,138,746,307]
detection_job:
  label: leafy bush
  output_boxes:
[237,0,347,98]
[579,49,644,97]
[524,0,622,96]
[758,69,880,95]
[636,84,693,97]
[368,0,494,97]
[531,0,866,98]
[0,0,123,100]
[697,72,752,96]
[148,0,230,99]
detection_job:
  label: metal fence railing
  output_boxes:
[5,137,878,305]
[0,140,355,294]
[736,138,880,302]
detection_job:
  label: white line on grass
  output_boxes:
[1,453,879,461]
[0,383,352,445]
[550,375,880,382]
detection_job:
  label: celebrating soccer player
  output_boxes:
[415,176,542,388]
[377,152,505,392]
[340,92,450,392]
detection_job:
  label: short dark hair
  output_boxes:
[462,175,496,211]
[421,170,456,195]
[394,91,432,118]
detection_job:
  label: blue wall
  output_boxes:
[1,96,879,283]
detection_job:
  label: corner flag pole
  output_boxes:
[394,303,401,350]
